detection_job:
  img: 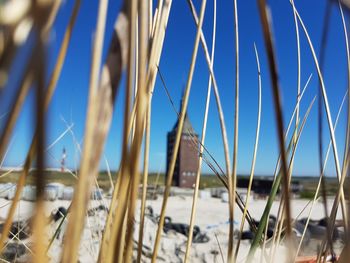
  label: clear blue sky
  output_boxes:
[1,0,349,176]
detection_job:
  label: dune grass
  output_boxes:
[0,0,349,262]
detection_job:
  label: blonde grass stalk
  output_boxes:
[100,1,172,260]
[228,0,239,260]
[184,0,216,261]
[0,0,63,165]
[340,0,350,250]
[0,124,74,213]
[31,2,59,261]
[99,0,137,261]
[256,0,294,261]
[98,5,133,258]
[98,170,122,261]
[271,74,312,184]
[318,153,350,263]
[294,90,349,260]
[137,101,151,263]
[124,0,149,260]
[188,0,232,207]
[42,0,61,35]
[59,120,111,211]
[148,0,153,38]
[136,2,154,259]
[32,43,46,263]
[234,43,261,260]
[151,8,159,37]
[0,0,80,253]
[260,221,269,263]
[291,0,301,143]
[264,75,312,260]
[271,142,300,262]
[132,14,140,141]
[269,97,317,263]
[156,66,258,229]
[316,1,350,254]
[0,0,60,88]
[104,156,114,190]
[315,5,335,261]
[271,135,301,262]
[181,0,236,255]
[66,0,130,259]
[292,0,348,229]
[61,0,108,260]
[151,0,207,261]
[249,96,316,263]
[113,0,166,146]
[120,0,171,149]
[104,1,138,262]
[340,172,350,262]
[106,1,170,261]
[339,0,350,233]
[264,75,311,260]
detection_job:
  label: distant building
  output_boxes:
[237,177,303,199]
[166,107,199,188]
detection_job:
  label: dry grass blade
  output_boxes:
[0,0,60,88]
[184,0,216,260]
[294,90,349,260]
[124,0,149,260]
[0,0,80,254]
[31,3,52,261]
[250,96,316,262]
[338,0,350,235]
[229,0,239,261]
[234,43,261,260]
[315,2,335,261]
[271,98,317,263]
[340,0,350,251]
[291,0,301,146]
[256,0,293,260]
[291,0,348,231]
[100,1,173,261]
[188,1,235,247]
[340,165,350,263]
[136,0,155,242]
[96,5,131,260]
[136,1,156,254]
[101,1,137,262]
[187,0,231,180]
[265,75,312,259]
[315,3,350,259]
[61,0,109,260]
[0,0,64,170]
[137,102,151,263]
[151,0,207,261]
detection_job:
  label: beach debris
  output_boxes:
[51,206,68,222]
[162,216,209,243]
[2,242,27,262]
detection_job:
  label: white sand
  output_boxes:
[0,194,343,262]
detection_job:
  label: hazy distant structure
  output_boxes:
[61,147,66,172]
[166,104,199,188]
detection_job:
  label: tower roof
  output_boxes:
[172,113,195,135]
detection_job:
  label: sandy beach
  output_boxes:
[0,191,343,262]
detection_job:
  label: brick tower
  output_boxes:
[166,106,199,188]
